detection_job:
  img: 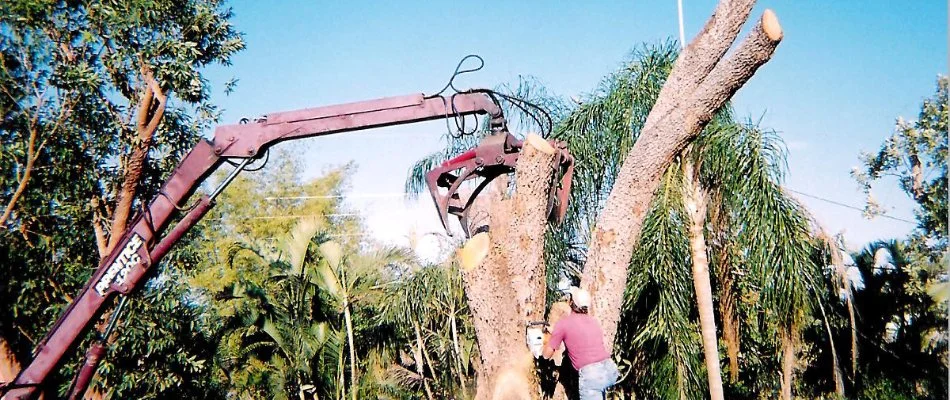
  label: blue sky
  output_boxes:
[204,1,946,257]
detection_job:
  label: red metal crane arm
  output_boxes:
[212,92,505,158]
[3,91,505,399]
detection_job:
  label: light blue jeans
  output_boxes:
[578,358,619,400]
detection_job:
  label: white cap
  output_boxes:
[569,287,591,309]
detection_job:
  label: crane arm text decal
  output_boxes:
[94,234,145,295]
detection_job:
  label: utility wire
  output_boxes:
[214,213,361,221]
[264,193,409,201]
[784,187,916,225]
[256,187,916,225]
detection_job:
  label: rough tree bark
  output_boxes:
[682,158,725,400]
[104,65,167,252]
[0,339,21,387]
[457,134,559,400]
[579,1,784,348]
[780,328,796,400]
[717,248,741,383]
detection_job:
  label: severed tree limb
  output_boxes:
[581,8,783,347]
[646,0,755,131]
[689,10,783,123]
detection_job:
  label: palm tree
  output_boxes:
[843,240,946,398]
[212,216,340,400]
[314,240,414,400]
[703,124,822,400]
[379,260,478,399]
[553,43,823,399]
[406,43,826,399]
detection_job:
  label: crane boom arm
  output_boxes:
[2,91,508,399]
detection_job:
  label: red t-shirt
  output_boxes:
[547,312,610,370]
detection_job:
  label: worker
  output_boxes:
[542,287,619,399]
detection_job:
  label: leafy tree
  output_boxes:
[189,157,357,399]
[846,76,948,399]
[192,154,435,400]
[804,240,947,399]
[379,261,479,399]
[0,0,243,396]
[853,75,948,253]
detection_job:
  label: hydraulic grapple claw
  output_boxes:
[426,132,574,238]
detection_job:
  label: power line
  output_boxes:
[264,193,409,201]
[257,187,917,226]
[784,187,916,225]
[217,213,361,221]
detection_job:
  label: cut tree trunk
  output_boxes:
[580,0,783,347]
[682,159,725,400]
[457,134,559,399]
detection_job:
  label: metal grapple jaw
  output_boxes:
[425,131,575,238]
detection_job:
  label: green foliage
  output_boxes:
[620,166,705,399]
[379,261,479,398]
[188,152,467,399]
[190,155,358,399]
[854,76,948,253]
[804,240,947,399]
[841,76,949,399]
[0,0,243,397]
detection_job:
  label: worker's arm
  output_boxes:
[542,339,556,359]
[542,323,565,360]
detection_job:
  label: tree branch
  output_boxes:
[580,9,783,346]
[106,64,168,251]
[0,96,50,226]
[91,197,109,258]
[646,0,756,129]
